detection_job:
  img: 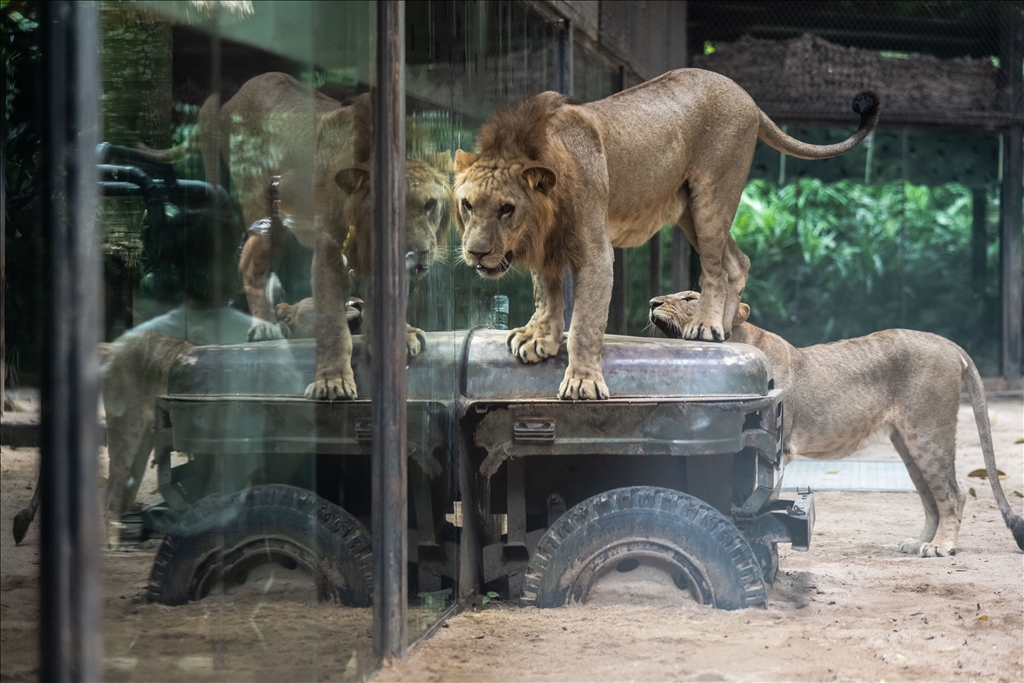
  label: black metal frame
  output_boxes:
[371,0,409,660]
[38,1,103,680]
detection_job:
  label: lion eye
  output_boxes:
[461,198,473,212]
[424,198,437,213]
[499,203,515,217]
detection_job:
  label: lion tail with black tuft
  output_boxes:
[756,91,880,161]
[961,351,1024,551]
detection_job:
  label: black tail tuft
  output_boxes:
[851,91,880,120]
[1007,513,1024,552]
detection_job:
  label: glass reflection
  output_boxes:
[95,2,377,680]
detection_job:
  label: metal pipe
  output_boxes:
[39,1,103,680]
[371,0,408,661]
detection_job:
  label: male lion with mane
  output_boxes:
[141,72,452,400]
[454,69,878,399]
[650,290,1024,557]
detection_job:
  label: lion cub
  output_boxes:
[650,291,1024,557]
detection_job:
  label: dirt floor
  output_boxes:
[2,397,1022,683]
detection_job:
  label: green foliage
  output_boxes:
[4,3,43,382]
[620,177,1002,375]
[729,178,1000,372]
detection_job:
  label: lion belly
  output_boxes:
[608,192,684,248]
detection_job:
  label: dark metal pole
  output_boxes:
[557,19,575,331]
[649,230,662,300]
[671,225,691,293]
[39,1,103,680]
[998,2,1023,390]
[371,0,408,661]
[1000,129,1023,390]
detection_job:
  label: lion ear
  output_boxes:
[335,165,369,194]
[735,303,751,325]
[522,165,556,194]
[454,149,478,173]
[432,151,454,175]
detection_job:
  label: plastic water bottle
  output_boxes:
[491,295,509,330]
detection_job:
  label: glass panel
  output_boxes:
[573,38,620,103]
[730,125,1003,375]
[76,2,374,679]
[403,0,562,641]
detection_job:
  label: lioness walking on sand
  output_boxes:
[650,290,1024,557]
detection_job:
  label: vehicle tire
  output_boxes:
[748,540,779,584]
[521,486,766,610]
[148,484,372,606]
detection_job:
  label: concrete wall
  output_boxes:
[598,1,687,80]
[539,1,688,82]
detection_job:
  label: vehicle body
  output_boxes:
[149,328,813,609]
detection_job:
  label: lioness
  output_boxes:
[140,72,452,399]
[650,291,1024,557]
[454,69,878,399]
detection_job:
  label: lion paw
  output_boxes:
[407,325,427,358]
[248,319,289,342]
[304,377,357,401]
[557,371,610,400]
[898,538,956,557]
[507,326,562,363]
[918,542,955,558]
[898,538,925,555]
[681,321,728,343]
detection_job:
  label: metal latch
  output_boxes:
[513,418,555,442]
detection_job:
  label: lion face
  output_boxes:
[454,152,556,279]
[650,291,749,338]
[334,155,452,280]
[405,159,452,279]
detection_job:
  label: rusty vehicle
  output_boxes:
[142,327,813,611]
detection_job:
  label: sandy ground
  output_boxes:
[376,397,1024,683]
[2,398,1022,683]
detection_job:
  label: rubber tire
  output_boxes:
[148,484,372,606]
[521,486,767,610]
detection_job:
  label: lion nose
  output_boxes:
[468,249,491,261]
[650,300,663,310]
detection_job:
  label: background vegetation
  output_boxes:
[623,177,1001,376]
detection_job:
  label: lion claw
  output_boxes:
[557,373,610,400]
[507,327,561,363]
[248,320,289,342]
[304,377,357,401]
[681,322,726,343]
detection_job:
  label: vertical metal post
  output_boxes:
[371,0,408,660]
[39,1,103,681]
[971,187,989,353]
[670,27,691,296]
[557,19,575,331]
[1000,129,1023,389]
[649,230,662,302]
[671,226,691,293]
[999,2,1023,390]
